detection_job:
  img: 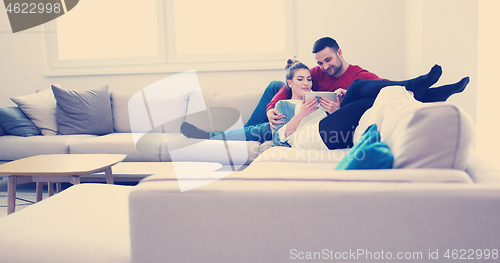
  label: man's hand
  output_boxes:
[319,97,340,114]
[267,108,286,129]
[335,88,347,104]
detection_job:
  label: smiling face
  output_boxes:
[314,47,344,77]
[288,68,312,100]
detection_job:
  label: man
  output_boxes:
[180,37,385,142]
[266,37,385,129]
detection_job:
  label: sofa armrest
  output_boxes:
[129,179,500,263]
[466,151,500,184]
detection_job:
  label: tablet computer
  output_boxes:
[304,91,337,103]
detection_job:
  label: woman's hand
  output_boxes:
[319,97,340,114]
[297,97,319,118]
[267,108,286,129]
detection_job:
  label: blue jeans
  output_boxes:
[210,80,284,142]
[211,122,273,142]
[245,80,285,127]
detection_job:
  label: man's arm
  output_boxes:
[356,70,387,81]
[272,101,291,147]
[266,86,290,111]
[266,86,290,129]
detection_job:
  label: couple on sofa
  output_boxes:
[181,37,469,151]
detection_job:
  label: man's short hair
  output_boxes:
[312,37,340,53]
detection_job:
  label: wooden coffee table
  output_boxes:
[0,154,126,214]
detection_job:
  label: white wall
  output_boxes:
[0,0,478,127]
[295,0,407,81]
[477,0,500,169]
[422,0,478,126]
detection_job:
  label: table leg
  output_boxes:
[70,175,80,185]
[56,183,62,193]
[7,176,17,215]
[36,182,43,202]
[48,182,54,196]
[105,167,114,184]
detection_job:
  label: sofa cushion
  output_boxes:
[0,184,132,263]
[243,162,473,183]
[258,140,274,155]
[10,88,58,135]
[52,84,113,135]
[159,135,260,166]
[112,90,190,134]
[68,133,184,162]
[334,124,393,170]
[110,91,135,133]
[253,146,350,164]
[0,135,96,161]
[355,86,474,170]
[124,72,200,135]
[185,89,263,132]
[0,107,41,137]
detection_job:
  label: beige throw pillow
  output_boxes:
[11,88,58,135]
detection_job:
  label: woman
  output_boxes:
[272,59,469,150]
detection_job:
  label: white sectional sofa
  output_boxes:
[0,85,499,262]
[0,87,268,174]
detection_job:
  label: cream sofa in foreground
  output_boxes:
[0,151,498,263]
[0,86,499,262]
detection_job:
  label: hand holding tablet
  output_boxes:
[304,91,337,103]
[304,92,340,113]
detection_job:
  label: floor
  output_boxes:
[0,178,60,216]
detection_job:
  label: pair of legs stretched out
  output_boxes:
[181,80,284,142]
[318,65,469,149]
[181,65,469,150]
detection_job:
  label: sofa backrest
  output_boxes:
[184,89,263,132]
[354,86,475,170]
[111,91,186,134]
[110,89,263,133]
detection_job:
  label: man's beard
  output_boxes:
[324,61,342,77]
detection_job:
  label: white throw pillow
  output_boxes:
[355,86,474,170]
[127,91,190,134]
[10,88,58,135]
[111,91,136,133]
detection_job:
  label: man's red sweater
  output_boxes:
[266,65,386,111]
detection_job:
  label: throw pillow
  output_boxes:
[334,124,393,170]
[0,107,41,137]
[10,88,58,135]
[52,84,113,135]
[354,86,474,170]
[112,90,189,133]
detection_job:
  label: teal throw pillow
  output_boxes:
[0,107,41,137]
[334,124,393,170]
